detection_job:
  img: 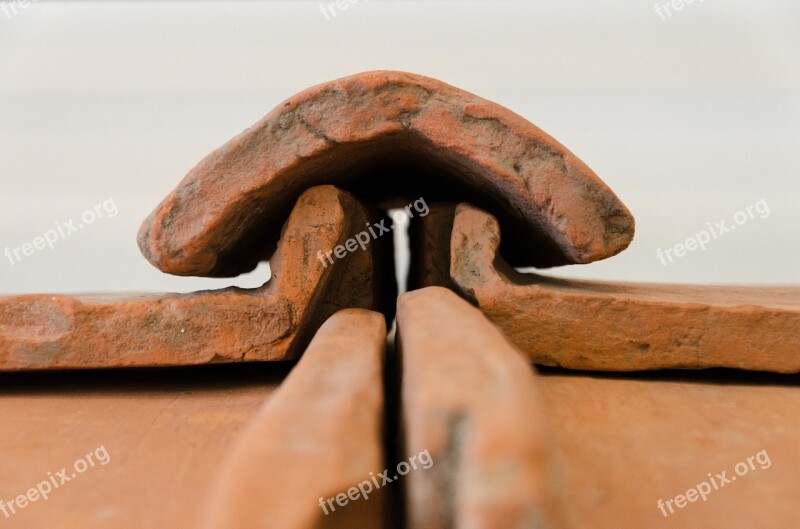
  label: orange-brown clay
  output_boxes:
[0,364,291,529]
[539,370,800,529]
[138,70,634,277]
[396,287,568,529]
[0,186,394,370]
[200,309,387,529]
[407,202,457,291]
[449,204,800,372]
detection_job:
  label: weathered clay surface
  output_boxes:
[539,370,800,529]
[449,203,800,372]
[200,309,387,529]
[0,186,394,370]
[396,287,568,529]
[138,70,634,277]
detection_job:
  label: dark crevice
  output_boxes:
[0,361,296,395]
[384,330,405,529]
[535,365,800,387]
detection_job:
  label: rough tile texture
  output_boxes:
[539,370,800,529]
[396,287,568,529]
[138,70,634,277]
[449,203,800,373]
[200,309,387,529]
[0,186,394,370]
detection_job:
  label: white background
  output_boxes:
[1,0,798,295]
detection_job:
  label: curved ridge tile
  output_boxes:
[138,70,634,277]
